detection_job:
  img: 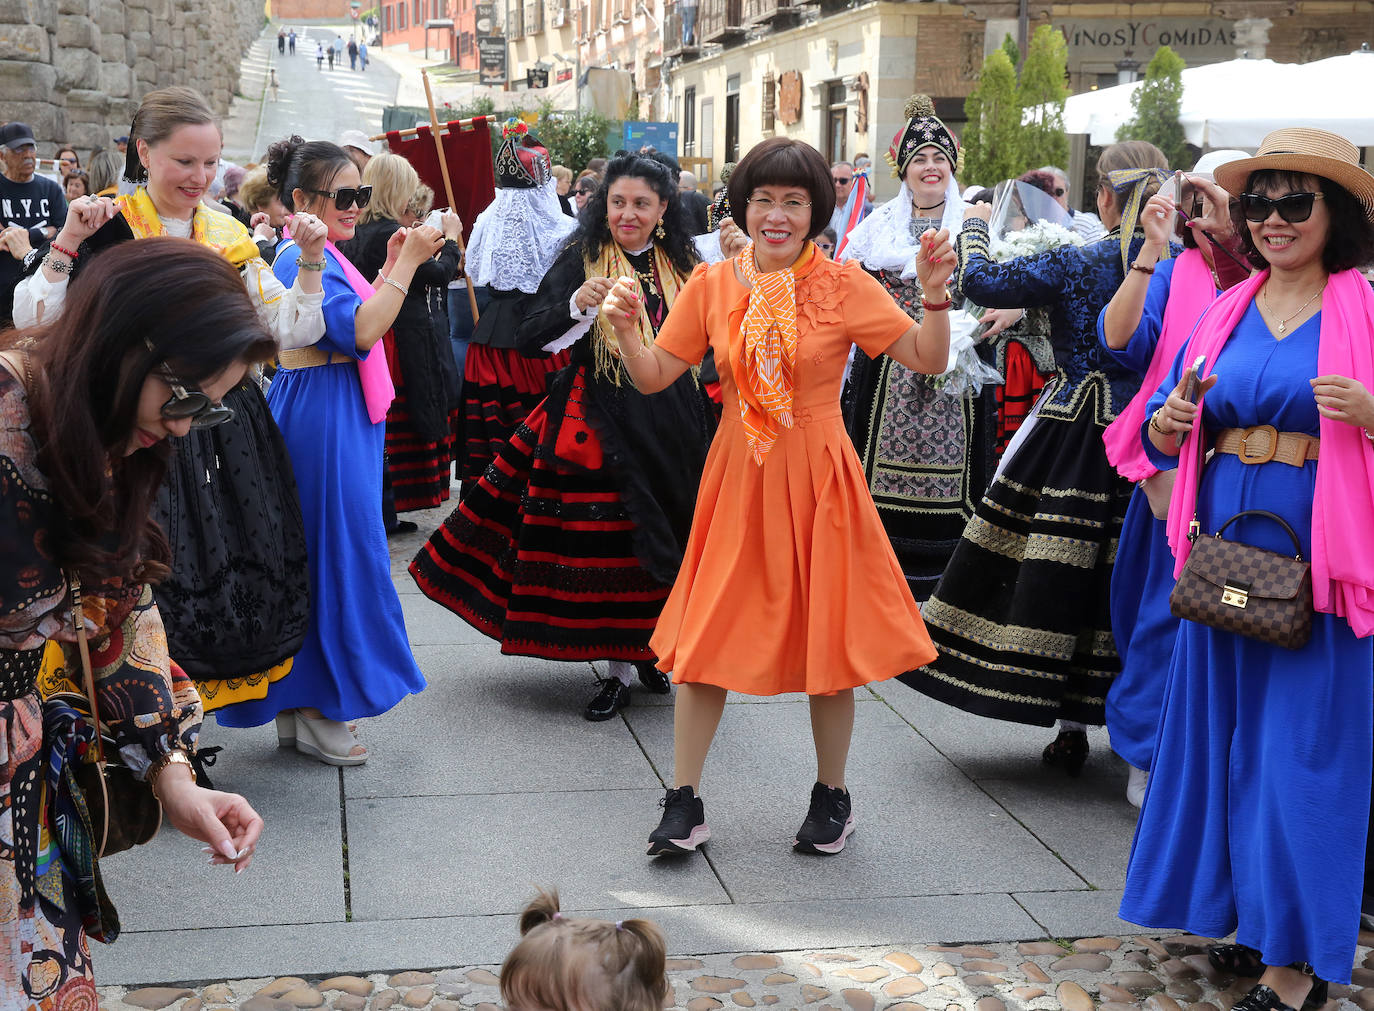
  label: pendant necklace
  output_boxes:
[1262,281,1326,335]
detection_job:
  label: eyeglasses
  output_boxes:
[832,177,853,185]
[144,339,234,429]
[1240,191,1325,224]
[746,196,812,215]
[1053,187,1066,197]
[307,184,373,210]
[59,156,78,165]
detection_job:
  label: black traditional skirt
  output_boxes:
[845,348,997,602]
[152,379,310,679]
[900,402,1133,727]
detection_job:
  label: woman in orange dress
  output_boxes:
[602,137,953,857]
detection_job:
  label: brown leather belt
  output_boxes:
[1214,425,1319,467]
[277,347,353,369]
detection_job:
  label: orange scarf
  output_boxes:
[735,241,814,463]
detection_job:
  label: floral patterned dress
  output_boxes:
[0,365,202,1008]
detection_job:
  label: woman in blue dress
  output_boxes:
[1122,128,1374,1005]
[217,137,441,764]
[1096,154,1248,807]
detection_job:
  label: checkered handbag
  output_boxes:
[1169,508,1313,650]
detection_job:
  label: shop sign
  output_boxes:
[478,35,507,83]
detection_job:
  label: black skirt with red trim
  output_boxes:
[460,343,570,490]
[411,368,673,661]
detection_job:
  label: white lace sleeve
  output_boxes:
[11,266,67,327]
[243,258,326,350]
[541,292,598,354]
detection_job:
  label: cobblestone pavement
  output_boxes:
[97,934,1370,1011]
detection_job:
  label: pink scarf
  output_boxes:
[1167,267,1374,637]
[284,228,395,424]
[1103,249,1218,482]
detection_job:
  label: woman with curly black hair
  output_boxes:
[411,152,716,721]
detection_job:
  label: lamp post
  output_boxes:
[1116,51,1141,86]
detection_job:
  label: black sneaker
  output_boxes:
[793,782,854,855]
[634,660,671,694]
[582,678,631,721]
[647,786,710,856]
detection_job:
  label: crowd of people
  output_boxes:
[3,78,1374,1011]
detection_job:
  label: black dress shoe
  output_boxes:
[386,520,419,536]
[634,660,671,694]
[583,678,631,721]
[1042,730,1089,776]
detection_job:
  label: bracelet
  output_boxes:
[50,240,79,260]
[1149,408,1167,434]
[295,256,326,271]
[42,252,75,275]
[380,274,409,296]
[1130,260,1156,275]
[619,337,650,361]
[1364,427,1374,444]
[921,297,953,312]
[147,750,196,799]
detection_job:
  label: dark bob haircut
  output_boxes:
[1238,169,1374,273]
[728,137,835,240]
[266,135,355,213]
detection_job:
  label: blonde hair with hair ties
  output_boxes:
[359,152,421,224]
[499,889,669,1011]
[237,166,276,214]
[406,183,435,222]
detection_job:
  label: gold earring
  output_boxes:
[655,219,666,239]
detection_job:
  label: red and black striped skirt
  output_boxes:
[410,371,670,661]
[459,344,571,490]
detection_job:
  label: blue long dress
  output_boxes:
[217,245,427,726]
[1119,304,1373,984]
[1097,258,1211,771]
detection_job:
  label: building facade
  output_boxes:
[662,0,1374,201]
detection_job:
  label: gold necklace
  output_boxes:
[1262,280,1326,335]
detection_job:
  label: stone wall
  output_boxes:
[2,0,266,156]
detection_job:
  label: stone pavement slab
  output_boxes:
[97,934,1369,1010]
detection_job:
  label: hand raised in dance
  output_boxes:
[56,195,118,246]
[574,276,615,314]
[915,228,954,293]
[719,219,747,259]
[290,212,329,262]
[602,276,642,348]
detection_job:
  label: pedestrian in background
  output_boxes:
[326,40,335,70]
[358,38,369,69]
[269,67,279,102]
[316,40,324,69]
[332,34,344,69]
[347,36,358,70]
[277,26,285,53]
[288,27,297,54]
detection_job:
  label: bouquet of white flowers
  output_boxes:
[989,219,1084,261]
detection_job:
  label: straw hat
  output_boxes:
[1214,127,1374,219]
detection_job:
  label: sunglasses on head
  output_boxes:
[1240,190,1324,224]
[308,184,373,210]
[144,339,234,429]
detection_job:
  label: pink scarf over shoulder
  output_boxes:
[1102,248,1218,482]
[283,227,395,424]
[1167,267,1374,637]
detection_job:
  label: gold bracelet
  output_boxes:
[1149,408,1167,435]
[148,750,196,799]
[619,337,650,361]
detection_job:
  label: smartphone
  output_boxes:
[1175,354,1206,449]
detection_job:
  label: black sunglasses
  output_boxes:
[145,339,234,429]
[1240,191,1325,224]
[308,184,373,210]
[1053,187,1066,197]
[832,176,853,185]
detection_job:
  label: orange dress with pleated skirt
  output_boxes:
[649,249,938,695]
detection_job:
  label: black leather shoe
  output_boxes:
[1042,730,1089,776]
[583,678,631,721]
[634,660,671,694]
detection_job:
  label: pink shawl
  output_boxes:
[1167,267,1374,637]
[283,226,395,424]
[1102,249,1218,482]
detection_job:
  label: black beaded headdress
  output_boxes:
[494,119,551,190]
[886,94,962,179]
